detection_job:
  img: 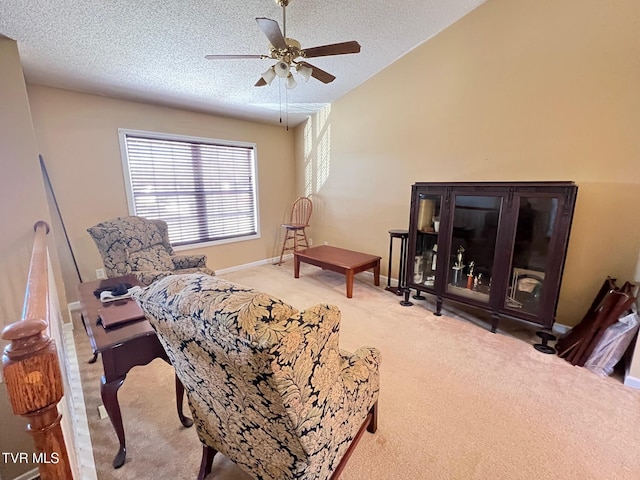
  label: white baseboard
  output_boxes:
[68,301,81,312]
[66,301,81,332]
[553,323,570,335]
[61,323,98,479]
[624,364,640,389]
[358,269,394,286]
[623,375,640,389]
[216,254,293,275]
[12,468,39,480]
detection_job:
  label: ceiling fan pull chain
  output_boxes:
[279,82,282,125]
[285,87,289,131]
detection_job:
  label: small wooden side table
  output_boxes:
[76,275,193,469]
[385,229,409,296]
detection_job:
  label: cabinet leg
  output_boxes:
[490,314,500,333]
[400,287,413,307]
[533,331,557,354]
[434,297,443,316]
[412,290,425,300]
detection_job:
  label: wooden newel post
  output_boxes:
[2,317,72,478]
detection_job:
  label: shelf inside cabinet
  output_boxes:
[446,284,490,303]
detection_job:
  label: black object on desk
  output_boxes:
[385,229,409,297]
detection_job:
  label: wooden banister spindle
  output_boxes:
[1,221,72,479]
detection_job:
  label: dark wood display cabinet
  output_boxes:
[403,182,578,332]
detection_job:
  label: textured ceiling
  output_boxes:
[0,0,485,127]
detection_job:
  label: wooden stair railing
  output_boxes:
[1,221,72,479]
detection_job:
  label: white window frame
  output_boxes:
[118,128,260,250]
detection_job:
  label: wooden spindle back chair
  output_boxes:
[278,196,313,265]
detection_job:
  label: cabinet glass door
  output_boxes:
[445,195,502,304]
[504,196,558,315]
[412,193,441,289]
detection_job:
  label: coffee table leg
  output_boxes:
[294,255,300,278]
[373,261,380,286]
[101,375,127,468]
[346,269,354,298]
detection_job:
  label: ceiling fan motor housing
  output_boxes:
[269,38,301,65]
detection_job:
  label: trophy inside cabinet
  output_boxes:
[413,193,441,288]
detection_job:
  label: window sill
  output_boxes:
[173,232,260,251]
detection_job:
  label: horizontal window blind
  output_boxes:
[122,133,257,246]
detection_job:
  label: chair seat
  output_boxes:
[282,223,307,229]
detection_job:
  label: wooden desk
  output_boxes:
[294,245,381,298]
[76,275,193,469]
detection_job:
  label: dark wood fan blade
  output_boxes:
[255,77,267,87]
[256,17,287,49]
[205,54,266,60]
[302,41,361,58]
[298,61,336,84]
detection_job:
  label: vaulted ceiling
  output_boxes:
[0,0,485,126]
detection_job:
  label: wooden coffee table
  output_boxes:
[294,245,381,298]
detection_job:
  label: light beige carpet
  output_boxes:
[72,261,640,479]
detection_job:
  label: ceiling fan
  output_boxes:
[205,0,361,89]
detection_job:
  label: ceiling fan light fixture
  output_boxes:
[296,64,312,82]
[274,60,290,78]
[261,67,276,85]
[285,73,297,89]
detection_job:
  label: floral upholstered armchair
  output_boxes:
[87,216,215,285]
[132,273,380,480]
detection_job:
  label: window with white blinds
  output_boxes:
[119,129,259,247]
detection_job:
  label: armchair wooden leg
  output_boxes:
[329,400,379,480]
[197,444,217,480]
[367,401,378,433]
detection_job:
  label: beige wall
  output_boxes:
[26,85,297,301]
[0,37,47,480]
[294,0,640,328]
[2,0,637,474]
[2,47,296,478]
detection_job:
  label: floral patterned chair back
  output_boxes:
[87,216,215,285]
[133,273,380,480]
